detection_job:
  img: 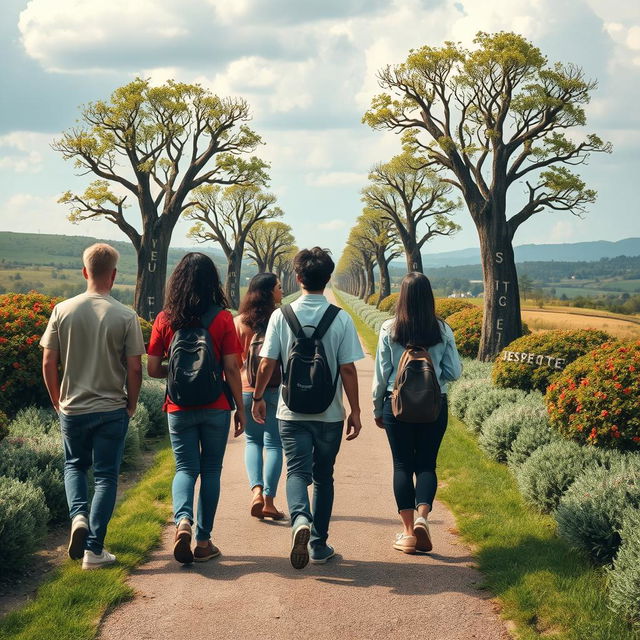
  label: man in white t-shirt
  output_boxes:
[252,247,364,569]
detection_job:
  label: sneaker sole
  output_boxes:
[393,543,416,554]
[310,551,335,565]
[173,532,194,565]
[82,559,116,570]
[413,524,433,553]
[68,525,88,560]
[290,526,311,570]
[193,549,221,563]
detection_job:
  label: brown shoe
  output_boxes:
[413,517,433,553]
[194,541,220,562]
[250,494,265,519]
[262,507,286,521]
[173,519,194,565]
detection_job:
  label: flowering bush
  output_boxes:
[0,292,60,414]
[435,298,475,319]
[138,316,153,345]
[447,307,483,358]
[367,293,380,306]
[546,340,640,450]
[379,293,399,313]
[492,329,612,393]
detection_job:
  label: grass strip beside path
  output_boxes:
[0,447,173,640]
[334,289,637,640]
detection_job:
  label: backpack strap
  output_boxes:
[312,304,341,340]
[281,304,306,339]
[200,305,222,330]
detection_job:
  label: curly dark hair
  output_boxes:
[164,252,229,330]
[238,272,278,333]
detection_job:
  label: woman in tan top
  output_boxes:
[234,273,285,520]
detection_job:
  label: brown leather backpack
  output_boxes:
[391,346,442,423]
[246,332,281,389]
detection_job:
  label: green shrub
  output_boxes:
[507,417,560,468]
[608,507,640,625]
[130,402,151,442]
[492,329,612,393]
[448,378,494,422]
[555,457,640,564]
[479,403,547,463]
[0,410,8,442]
[122,421,141,469]
[547,340,640,450]
[464,387,530,433]
[138,380,166,437]
[459,358,493,381]
[0,476,49,571]
[367,293,380,306]
[379,293,399,313]
[447,307,483,358]
[8,406,58,437]
[435,298,474,319]
[0,435,67,523]
[138,316,153,345]
[516,440,603,514]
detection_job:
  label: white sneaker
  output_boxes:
[68,514,89,560]
[82,549,116,570]
[413,516,432,552]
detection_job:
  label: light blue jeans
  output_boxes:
[167,409,230,542]
[243,389,282,497]
[59,407,129,554]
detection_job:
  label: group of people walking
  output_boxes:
[40,242,461,571]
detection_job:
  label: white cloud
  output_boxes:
[0,131,51,173]
[306,171,367,187]
[318,219,348,230]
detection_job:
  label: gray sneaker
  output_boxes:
[290,518,311,570]
[68,514,88,560]
[309,544,335,565]
[82,549,116,570]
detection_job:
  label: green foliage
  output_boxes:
[448,378,493,422]
[556,457,640,564]
[546,340,640,449]
[7,406,58,437]
[493,329,612,393]
[0,410,8,442]
[463,387,530,433]
[138,380,166,437]
[379,293,399,313]
[507,417,560,469]
[122,421,141,469]
[608,507,640,626]
[435,298,474,319]
[515,440,604,514]
[458,357,493,380]
[447,307,483,358]
[130,402,151,443]
[138,317,153,345]
[0,292,61,414]
[479,402,547,463]
[0,476,48,572]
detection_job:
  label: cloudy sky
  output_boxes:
[0,0,638,257]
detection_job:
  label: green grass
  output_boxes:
[335,289,638,640]
[0,446,174,640]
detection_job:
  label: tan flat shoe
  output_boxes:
[262,507,286,520]
[393,533,417,554]
[250,494,265,519]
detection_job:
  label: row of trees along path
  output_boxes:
[98,290,510,640]
[361,31,610,360]
[54,79,296,314]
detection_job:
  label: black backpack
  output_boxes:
[166,306,224,407]
[280,304,341,414]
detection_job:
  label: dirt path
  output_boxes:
[99,293,510,640]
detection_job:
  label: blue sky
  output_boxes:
[0,0,638,257]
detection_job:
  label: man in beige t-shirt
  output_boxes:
[40,243,146,570]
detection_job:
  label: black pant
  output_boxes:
[382,396,448,512]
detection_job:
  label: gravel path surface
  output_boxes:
[99,292,511,640]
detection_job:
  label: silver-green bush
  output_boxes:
[448,378,494,422]
[0,476,48,571]
[464,387,529,433]
[608,507,640,626]
[130,402,151,442]
[8,406,58,437]
[122,421,141,468]
[459,358,494,381]
[138,380,166,437]
[555,456,640,564]
[507,418,560,469]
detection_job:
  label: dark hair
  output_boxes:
[238,272,278,333]
[164,252,229,330]
[392,272,443,348]
[293,247,334,291]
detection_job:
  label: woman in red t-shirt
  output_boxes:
[147,253,244,565]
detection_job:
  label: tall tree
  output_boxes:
[54,78,268,319]
[357,208,402,305]
[363,32,611,359]
[361,151,460,273]
[246,221,295,273]
[347,227,376,301]
[185,184,281,308]
[274,245,299,295]
[335,247,365,297]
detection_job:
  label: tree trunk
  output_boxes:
[357,269,367,299]
[477,222,522,361]
[134,224,172,321]
[365,260,375,301]
[225,250,243,309]
[403,239,423,273]
[376,249,391,306]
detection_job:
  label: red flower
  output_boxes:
[601,410,609,418]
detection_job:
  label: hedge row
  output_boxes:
[449,366,640,626]
[0,380,166,572]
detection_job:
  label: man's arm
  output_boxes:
[223,353,246,437]
[126,355,143,417]
[42,348,61,413]
[340,362,362,441]
[251,358,278,424]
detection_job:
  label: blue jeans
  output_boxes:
[59,407,129,554]
[168,409,230,542]
[243,390,282,497]
[278,419,343,550]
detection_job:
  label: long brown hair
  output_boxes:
[164,252,228,330]
[238,272,278,333]
[392,272,442,348]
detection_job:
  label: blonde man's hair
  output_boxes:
[82,243,119,278]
